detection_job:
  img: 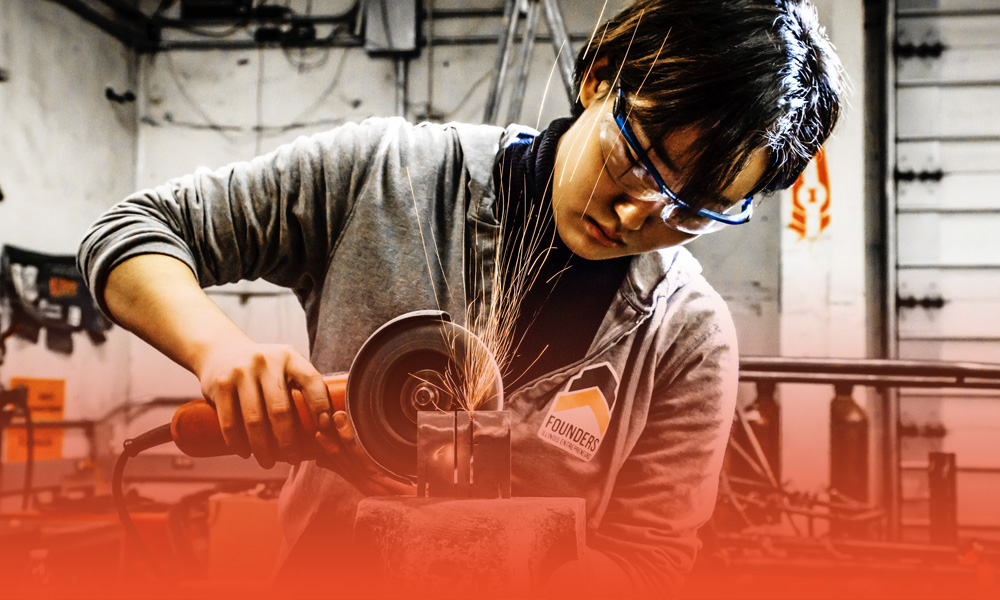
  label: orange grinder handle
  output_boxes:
[170,373,349,458]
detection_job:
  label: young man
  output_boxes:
[79,0,842,596]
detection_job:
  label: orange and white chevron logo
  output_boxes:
[537,363,619,461]
[789,147,831,241]
[552,388,611,435]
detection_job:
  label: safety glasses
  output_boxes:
[598,88,754,234]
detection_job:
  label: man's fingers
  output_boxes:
[286,353,332,428]
[334,411,394,480]
[318,412,417,496]
[237,375,275,468]
[332,411,357,446]
[212,382,251,458]
[260,369,298,459]
[314,430,343,457]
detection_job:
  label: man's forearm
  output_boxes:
[104,253,253,376]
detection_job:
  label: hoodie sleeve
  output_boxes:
[77,119,393,319]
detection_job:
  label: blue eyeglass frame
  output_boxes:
[612,88,754,226]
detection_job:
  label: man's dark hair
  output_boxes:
[573,0,844,206]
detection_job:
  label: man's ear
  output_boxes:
[579,56,612,110]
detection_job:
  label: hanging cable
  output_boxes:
[112,424,175,582]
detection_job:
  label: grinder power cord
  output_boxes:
[111,311,504,578]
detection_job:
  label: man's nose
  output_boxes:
[614,197,663,231]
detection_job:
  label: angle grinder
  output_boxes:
[111,310,503,580]
[164,310,504,480]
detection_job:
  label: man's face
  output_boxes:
[551,83,768,261]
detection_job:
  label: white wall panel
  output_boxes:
[897,47,1000,86]
[0,2,137,253]
[899,140,1000,174]
[897,269,1000,339]
[897,175,1000,210]
[898,15,1000,48]
[897,87,1000,139]
[897,213,1000,266]
[900,0,1000,12]
[897,140,1000,210]
[900,339,1000,363]
[892,0,1000,535]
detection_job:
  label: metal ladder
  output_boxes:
[483,0,576,125]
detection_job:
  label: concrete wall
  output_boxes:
[0,2,136,461]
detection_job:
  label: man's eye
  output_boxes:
[622,143,642,168]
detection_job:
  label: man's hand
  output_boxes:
[314,410,417,496]
[102,255,412,486]
[195,343,331,468]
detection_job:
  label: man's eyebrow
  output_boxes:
[641,141,681,175]
[627,115,680,173]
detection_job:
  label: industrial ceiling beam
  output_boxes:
[47,0,159,51]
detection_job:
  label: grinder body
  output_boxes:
[170,373,348,459]
[167,311,503,482]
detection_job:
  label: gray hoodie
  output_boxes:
[78,116,738,597]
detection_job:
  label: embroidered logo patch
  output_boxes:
[537,362,620,461]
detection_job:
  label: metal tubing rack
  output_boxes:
[737,356,1000,542]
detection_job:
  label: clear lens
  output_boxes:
[660,204,729,234]
[599,110,666,203]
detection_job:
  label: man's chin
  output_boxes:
[568,237,630,261]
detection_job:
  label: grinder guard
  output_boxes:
[346,310,503,483]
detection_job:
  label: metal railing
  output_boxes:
[735,356,1000,543]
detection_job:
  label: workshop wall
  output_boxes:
[0,2,136,459]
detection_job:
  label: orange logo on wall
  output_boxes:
[789,148,831,241]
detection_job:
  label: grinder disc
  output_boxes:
[345,310,503,482]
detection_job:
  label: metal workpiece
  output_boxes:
[417,410,512,499]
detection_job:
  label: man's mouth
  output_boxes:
[583,216,625,247]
